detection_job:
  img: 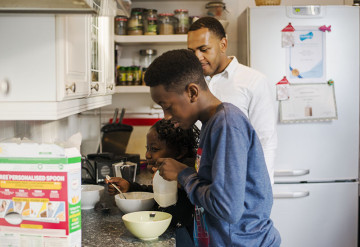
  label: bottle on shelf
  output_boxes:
[174,9,189,34]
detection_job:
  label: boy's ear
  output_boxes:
[187,83,199,103]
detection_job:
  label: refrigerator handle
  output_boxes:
[274,169,310,177]
[273,191,310,199]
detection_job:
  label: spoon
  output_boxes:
[105,175,126,199]
[4,212,60,225]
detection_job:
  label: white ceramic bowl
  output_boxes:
[81,185,104,210]
[115,192,155,214]
[122,211,172,241]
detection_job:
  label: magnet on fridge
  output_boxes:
[281,23,295,48]
[328,79,334,85]
[319,25,331,32]
[276,76,290,101]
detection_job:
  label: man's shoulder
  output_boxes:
[227,57,267,85]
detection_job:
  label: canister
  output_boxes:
[174,9,189,34]
[114,15,128,35]
[158,13,177,35]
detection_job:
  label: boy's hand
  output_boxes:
[156,158,188,181]
[105,177,130,195]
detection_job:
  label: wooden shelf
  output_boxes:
[115,86,150,93]
[114,34,187,45]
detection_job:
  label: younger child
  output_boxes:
[106,119,199,245]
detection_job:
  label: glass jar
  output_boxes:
[205,2,227,20]
[127,8,145,35]
[144,9,158,35]
[174,9,189,34]
[158,13,177,35]
[140,49,157,69]
[114,15,128,35]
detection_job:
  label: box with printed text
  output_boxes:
[0,143,81,247]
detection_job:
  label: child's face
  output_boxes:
[150,84,197,130]
[145,128,178,166]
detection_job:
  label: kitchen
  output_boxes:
[0,0,359,246]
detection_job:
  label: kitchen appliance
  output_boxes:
[84,152,140,184]
[239,6,359,247]
[99,108,133,155]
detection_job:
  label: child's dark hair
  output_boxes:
[152,119,199,158]
[144,49,208,94]
[189,17,226,40]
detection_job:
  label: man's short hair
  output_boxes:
[144,49,207,93]
[189,17,226,40]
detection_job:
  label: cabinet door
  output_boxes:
[56,15,91,100]
[0,15,57,102]
[271,182,358,247]
[104,16,115,95]
[89,15,106,96]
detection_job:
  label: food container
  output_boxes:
[140,49,157,70]
[254,0,281,5]
[174,9,189,34]
[158,13,177,35]
[0,143,82,246]
[127,8,145,35]
[205,1,227,20]
[144,9,158,35]
[114,15,128,35]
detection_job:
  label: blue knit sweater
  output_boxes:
[178,103,281,247]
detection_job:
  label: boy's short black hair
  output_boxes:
[152,119,200,158]
[189,17,226,40]
[144,49,207,94]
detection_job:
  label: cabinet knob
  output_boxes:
[0,78,10,96]
[107,84,114,90]
[66,83,76,93]
[91,83,100,92]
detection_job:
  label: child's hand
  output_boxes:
[156,158,188,181]
[105,177,130,195]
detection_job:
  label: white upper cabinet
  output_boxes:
[0,14,91,102]
[0,13,112,120]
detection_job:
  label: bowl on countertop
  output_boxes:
[122,211,172,241]
[115,191,155,214]
[81,185,104,210]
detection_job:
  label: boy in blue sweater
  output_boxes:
[144,49,281,247]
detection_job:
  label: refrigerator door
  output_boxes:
[271,182,358,247]
[244,6,359,182]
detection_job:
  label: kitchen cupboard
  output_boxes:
[0,12,113,120]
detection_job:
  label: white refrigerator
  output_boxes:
[239,6,359,247]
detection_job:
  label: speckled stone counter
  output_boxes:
[81,170,176,247]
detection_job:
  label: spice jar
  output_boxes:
[140,49,157,84]
[205,2,227,20]
[158,13,177,35]
[140,49,157,69]
[127,8,145,35]
[174,9,189,34]
[114,15,128,35]
[144,9,158,35]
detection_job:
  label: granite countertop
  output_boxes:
[81,170,176,247]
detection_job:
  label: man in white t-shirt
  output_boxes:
[187,17,277,184]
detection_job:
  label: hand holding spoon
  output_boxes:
[105,175,126,199]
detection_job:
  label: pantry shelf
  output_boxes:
[114,34,187,45]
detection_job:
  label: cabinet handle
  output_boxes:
[65,83,76,93]
[273,191,310,199]
[0,78,10,96]
[274,169,310,177]
[107,84,114,90]
[91,83,99,92]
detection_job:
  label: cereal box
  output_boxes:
[0,143,81,247]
